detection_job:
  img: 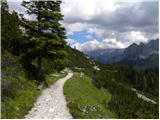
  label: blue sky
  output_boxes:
[68,30,102,43]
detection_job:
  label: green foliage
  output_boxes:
[112,65,159,97]
[21,1,67,80]
[108,95,158,119]
[2,50,67,118]
[92,65,159,119]
[119,54,159,70]
[64,73,117,119]
[106,81,159,119]
[66,46,159,118]
[1,51,40,119]
[67,46,97,77]
[2,78,39,119]
[1,1,68,118]
[1,2,22,55]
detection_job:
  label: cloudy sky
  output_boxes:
[8,0,159,51]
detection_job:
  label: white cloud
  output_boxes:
[128,31,148,43]
[61,0,117,22]
[102,38,125,48]
[120,31,148,46]
[61,0,158,47]
[62,22,88,33]
[72,39,100,51]
[70,38,125,51]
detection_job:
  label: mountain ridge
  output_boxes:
[83,38,159,70]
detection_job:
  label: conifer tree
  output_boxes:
[2,1,22,55]
[21,0,67,80]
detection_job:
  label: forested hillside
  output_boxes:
[65,48,159,118]
[92,65,158,118]
[62,42,159,118]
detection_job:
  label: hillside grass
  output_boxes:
[1,51,40,119]
[64,73,117,119]
[1,50,67,118]
[2,78,40,119]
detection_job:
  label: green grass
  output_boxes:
[46,72,67,86]
[64,73,117,119]
[1,50,68,119]
[1,71,40,119]
[2,71,67,119]
[1,51,41,118]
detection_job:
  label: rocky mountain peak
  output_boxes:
[124,38,159,57]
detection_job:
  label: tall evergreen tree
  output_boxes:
[1,1,22,55]
[21,0,67,81]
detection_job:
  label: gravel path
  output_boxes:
[131,88,156,104]
[25,72,73,119]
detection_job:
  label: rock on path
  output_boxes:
[25,72,73,119]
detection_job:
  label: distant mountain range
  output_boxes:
[123,39,158,58]
[83,38,159,70]
[85,48,124,63]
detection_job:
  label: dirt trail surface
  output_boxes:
[25,72,73,119]
[131,88,156,104]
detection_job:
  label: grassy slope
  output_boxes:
[1,51,40,118]
[1,50,67,118]
[46,72,67,87]
[67,47,96,76]
[64,73,117,119]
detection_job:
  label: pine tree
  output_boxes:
[21,0,67,81]
[1,1,22,55]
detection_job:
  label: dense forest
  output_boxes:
[94,64,159,97]
[92,65,159,118]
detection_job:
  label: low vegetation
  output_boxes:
[64,73,117,119]
[1,51,40,118]
[46,72,67,86]
[1,51,67,118]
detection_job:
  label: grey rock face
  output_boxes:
[124,39,159,57]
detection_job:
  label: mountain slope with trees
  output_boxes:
[1,0,159,119]
[63,44,159,118]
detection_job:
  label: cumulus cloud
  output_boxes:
[71,38,125,51]
[61,0,159,50]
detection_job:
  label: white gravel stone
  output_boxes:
[24,72,73,119]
